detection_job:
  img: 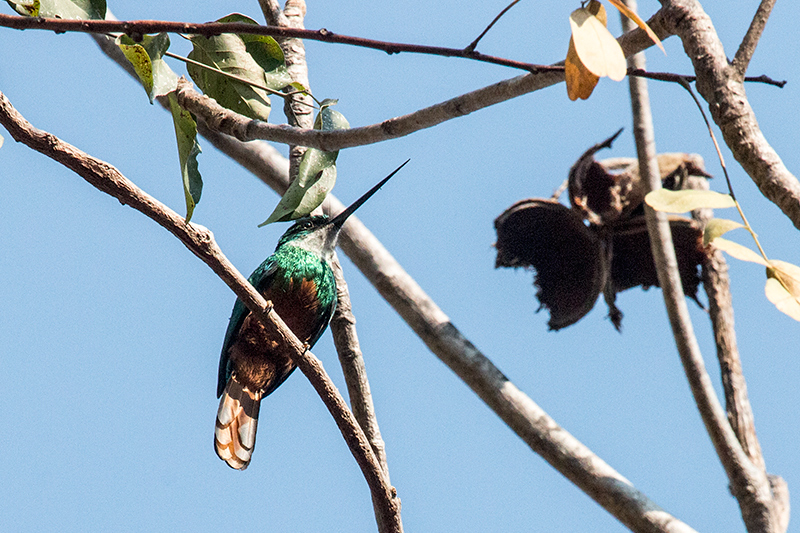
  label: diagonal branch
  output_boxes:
[198,128,702,533]
[1,78,699,533]
[732,0,776,78]
[170,11,673,153]
[0,89,403,533]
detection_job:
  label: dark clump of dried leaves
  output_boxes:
[495,130,710,331]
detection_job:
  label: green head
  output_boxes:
[276,160,409,260]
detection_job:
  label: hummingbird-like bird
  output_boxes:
[215,162,406,470]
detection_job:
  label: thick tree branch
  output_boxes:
[0,89,402,533]
[659,0,800,230]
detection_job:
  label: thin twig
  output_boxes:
[0,88,403,533]
[464,0,523,53]
[675,79,772,262]
[0,13,558,74]
[163,50,298,99]
[732,0,777,78]
[629,68,786,88]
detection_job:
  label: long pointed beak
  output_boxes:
[329,159,410,229]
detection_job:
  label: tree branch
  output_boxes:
[628,68,786,88]
[0,13,559,73]
[0,84,697,533]
[732,0,776,78]
[258,0,315,179]
[659,0,800,230]
[256,0,395,504]
[685,177,766,473]
[0,89,402,533]
[623,5,784,531]
[330,257,391,478]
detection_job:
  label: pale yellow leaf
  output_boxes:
[703,218,744,245]
[769,260,800,297]
[645,189,735,213]
[569,6,627,81]
[711,237,768,266]
[606,0,665,54]
[765,277,800,322]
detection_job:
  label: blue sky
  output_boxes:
[1,1,798,531]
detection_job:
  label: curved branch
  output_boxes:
[0,85,696,533]
[0,89,402,533]
[659,0,800,230]
[170,11,675,153]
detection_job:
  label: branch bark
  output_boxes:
[659,0,800,230]
[330,257,391,478]
[0,89,403,533]
[732,0,776,77]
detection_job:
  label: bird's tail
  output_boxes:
[215,377,261,470]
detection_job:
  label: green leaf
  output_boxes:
[260,102,350,226]
[39,0,105,18]
[703,217,745,245]
[711,237,768,266]
[6,0,105,19]
[645,189,736,213]
[765,260,800,321]
[187,13,292,122]
[116,33,179,104]
[168,93,203,222]
[6,0,40,16]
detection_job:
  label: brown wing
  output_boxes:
[495,199,605,330]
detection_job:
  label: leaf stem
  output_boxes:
[163,50,320,108]
[676,78,770,262]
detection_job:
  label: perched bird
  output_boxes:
[215,165,404,470]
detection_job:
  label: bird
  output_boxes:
[214,162,406,470]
